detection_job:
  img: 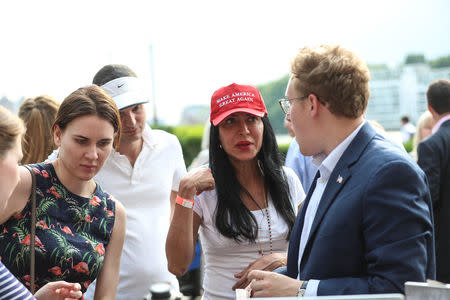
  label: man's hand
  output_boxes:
[34,281,82,300]
[232,253,287,290]
[248,270,302,298]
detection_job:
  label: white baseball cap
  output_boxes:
[100,76,150,110]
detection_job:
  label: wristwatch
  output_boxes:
[296,280,308,297]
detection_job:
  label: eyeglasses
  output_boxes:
[278,96,308,114]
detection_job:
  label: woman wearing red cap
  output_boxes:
[166,83,305,300]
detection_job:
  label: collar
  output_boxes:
[312,121,365,180]
[432,114,450,134]
[142,124,158,148]
[110,124,157,158]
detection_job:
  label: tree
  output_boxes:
[404,54,426,64]
[429,55,450,68]
[258,74,290,134]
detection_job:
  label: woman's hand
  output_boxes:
[34,281,82,300]
[178,166,215,199]
[232,252,287,290]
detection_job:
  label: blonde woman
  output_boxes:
[411,111,435,161]
[18,95,60,164]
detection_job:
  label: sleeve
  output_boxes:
[170,135,187,192]
[283,167,305,214]
[0,262,34,299]
[305,280,320,296]
[417,140,441,208]
[284,140,317,192]
[45,147,59,162]
[193,192,204,219]
[284,140,302,181]
[318,160,435,295]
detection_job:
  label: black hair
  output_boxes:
[427,79,450,115]
[92,64,137,86]
[209,115,296,242]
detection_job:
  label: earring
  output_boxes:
[219,144,223,149]
[257,159,265,176]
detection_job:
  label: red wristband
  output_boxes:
[176,195,194,209]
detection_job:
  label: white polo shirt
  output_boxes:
[84,124,187,300]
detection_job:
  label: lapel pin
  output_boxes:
[337,175,343,184]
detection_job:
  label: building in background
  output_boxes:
[366,63,450,130]
[179,104,209,125]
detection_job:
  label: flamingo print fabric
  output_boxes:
[0,163,116,293]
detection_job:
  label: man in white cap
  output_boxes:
[84,64,187,299]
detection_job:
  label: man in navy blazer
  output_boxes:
[418,78,450,283]
[248,45,435,296]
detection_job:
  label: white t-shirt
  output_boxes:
[193,167,305,300]
[84,125,186,300]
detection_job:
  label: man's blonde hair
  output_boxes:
[290,45,371,118]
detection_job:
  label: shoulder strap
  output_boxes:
[24,165,36,294]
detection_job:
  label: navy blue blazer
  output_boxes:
[418,119,450,282]
[286,122,435,295]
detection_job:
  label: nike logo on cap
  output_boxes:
[117,83,125,88]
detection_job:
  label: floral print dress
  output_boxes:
[0,163,116,293]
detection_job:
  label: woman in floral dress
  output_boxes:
[0,85,126,299]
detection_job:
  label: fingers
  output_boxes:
[232,276,248,290]
[52,282,81,291]
[241,279,251,289]
[234,262,252,278]
[53,282,82,298]
[191,167,215,193]
[247,269,269,281]
[249,276,266,298]
[262,260,283,271]
[180,167,215,198]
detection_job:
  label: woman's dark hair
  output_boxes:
[209,115,296,242]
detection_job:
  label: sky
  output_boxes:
[1,0,449,125]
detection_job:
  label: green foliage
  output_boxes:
[368,64,388,70]
[278,142,290,164]
[404,54,426,64]
[153,124,292,167]
[278,143,290,156]
[403,140,413,153]
[258,74,290,135]
[152,124,175,134]
[152,124,204,168]
[173,125,205,168]
[429,55,450,68]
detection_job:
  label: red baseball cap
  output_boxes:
[210,83,268,126]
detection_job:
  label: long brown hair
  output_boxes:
[53,85,121,149]
[18,95,60,164]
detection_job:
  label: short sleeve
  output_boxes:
[193,191,206,219]
[283,166,305,213]
[170,135,187,191]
